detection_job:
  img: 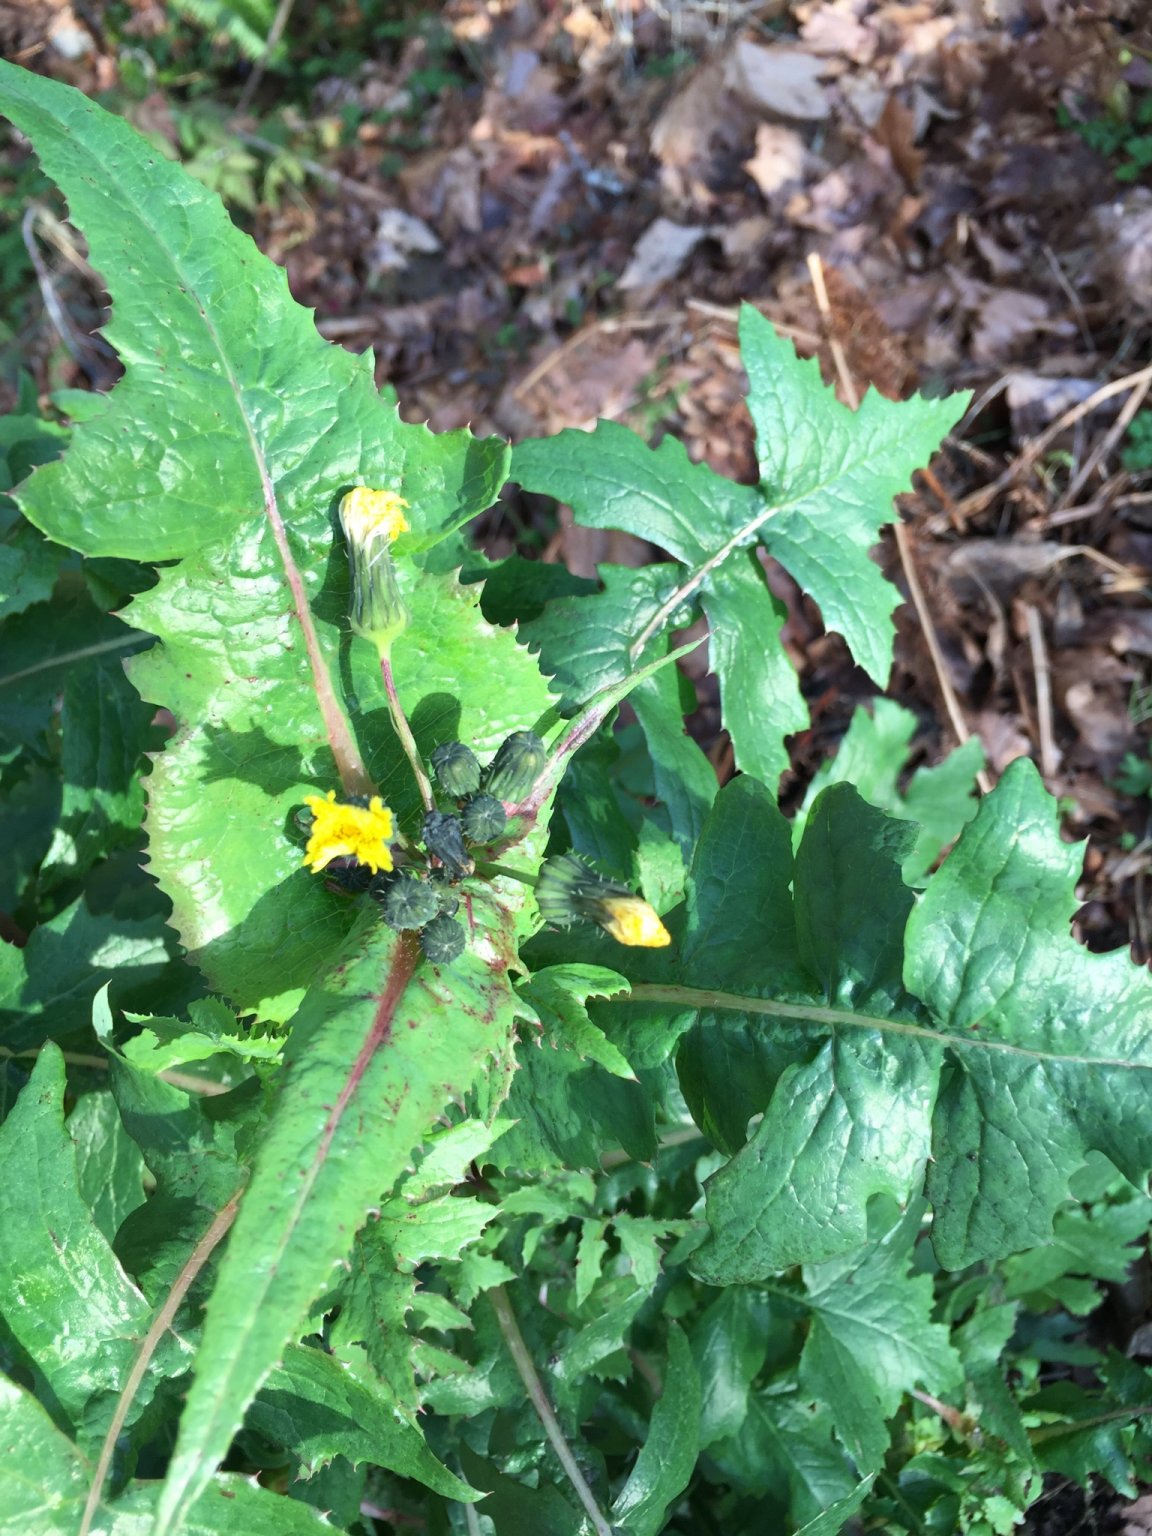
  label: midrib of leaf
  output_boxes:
[626,452,876,662]
[194,298,369,795]
[621,984,1152,1071]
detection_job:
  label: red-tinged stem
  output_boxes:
[264,491,370,797]
[79,1187,245,1536]
[381,655,435,813]
[314,931,422,1167]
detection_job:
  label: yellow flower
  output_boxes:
[340,486,410,545]
[339,487,411,655]
[535,853,672,949]
[597,895,672,949]
[302,789,394,875]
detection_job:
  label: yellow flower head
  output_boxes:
[535,853,672,949]
[302,789,394,875]
[338,487,411,655]
[340,486,410,546]
[597,895,672,949]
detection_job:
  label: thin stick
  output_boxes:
[234,0,298,115]
[235,129,395,209]
[489,1286,613,1536]
[1056,369,1152,511]
[954,363,1152,520]
[807,252,859,409]
[381,656,435,813]
[0,1045,231,1098]
[79,1189,244,1536]
[1024,604,1057,780]
[895,522,993,793]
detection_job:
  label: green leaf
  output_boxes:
[512,309,967,787]
[690,1287,774,1447]
[248,1343,477,1498]
[154,899,522,1530]
[68,1088,148,1245]
[0,893,183,1051]
[611,1324,701,1536]
[517,964,634,1078]
[0,1376,351,1536]
[707,1390,858,1526]
[797,1207,962,1473]
[796,698,984,883]
[40,663,151,885]
[741,305,967,684]
[0,1047,165,1433]
[906,757,1152,1267]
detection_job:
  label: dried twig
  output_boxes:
[513,311,682,402]
[1056,371,1152,511]
[235,0,298,115]
[1023,603,1057,780]
[954,363,1152,521]
[806,252,859,409]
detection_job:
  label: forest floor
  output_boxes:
[4,0,1152,969]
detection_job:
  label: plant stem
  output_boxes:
[381,655,435,813]
[470,858,537,887]
[79,1187,245,1536]
[489,1285,614,1536]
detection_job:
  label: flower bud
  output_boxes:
[430,741,483,799]
[535,853,671,948]
[460,793,507,845]
[421,913,466,965]
[339,486,410,657]
[422,810,474,879]
[377,873,439,932]
[484,730,546,803]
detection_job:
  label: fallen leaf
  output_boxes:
[724,40,831,122]
[618,218,709,291]
[743,122,808,198]
[370,208,441,273]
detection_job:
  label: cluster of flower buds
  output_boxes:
[428,727,546,846]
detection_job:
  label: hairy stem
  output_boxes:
[489,1285,614,1536]
[381,655,435,813]
[79,1187,245,1536]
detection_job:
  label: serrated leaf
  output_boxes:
[741,305,967,684]
[154,898,521,1531]
[0,1048,177,1437]
[611,1324,700,1536]
[707,1390,858,1526]
[518,964,634,1078]
[513,308,967,787]
[906,757,1152,1267]
[248,1343,477,1498]
[797,1207,962,1473]
[796,698,984,883]
[574,1217,609,1309]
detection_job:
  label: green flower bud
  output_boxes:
[430,741,483,799]
[340,487,410,657]
[421,913,466,965]
[484,730,546,803]
[377,873,439,932]
[460,793,507,845]
[536,853,671,948]
[422,810,474,879]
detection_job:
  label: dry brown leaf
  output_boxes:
[618,219,709,291]
[724,40,831,121]
[743,123,809,198]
